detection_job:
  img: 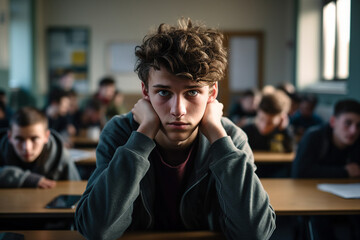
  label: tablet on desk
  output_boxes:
[45,194,82,209]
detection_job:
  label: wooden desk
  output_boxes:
[261,178,360,215]
[72,150,294,166]
[253,151,295,164]
[0,231,224,240]
[0,181,87,218]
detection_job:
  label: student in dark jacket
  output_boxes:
[292,99,360,240]
[75,18,275,240]
[242,88,294,153]
[0,107,80,188]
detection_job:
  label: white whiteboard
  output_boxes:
[228,37,258,91]
[107,42,138,73]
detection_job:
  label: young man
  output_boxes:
[75,18,275,240]
[242,89,294,153]
[292,99,360,240]
[228,89,261,127]
[292,98,360,178]
[0,107,80,188]
[290,93,323,141]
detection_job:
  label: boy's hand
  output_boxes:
[200,99,227,144]
[132,98,160,139]
[38,177,56,189]
[345,162,360,178]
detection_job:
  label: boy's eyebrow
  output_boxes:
[152,84,203,89]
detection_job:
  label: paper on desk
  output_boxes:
[317,183,360,199]
[69,148,94,162]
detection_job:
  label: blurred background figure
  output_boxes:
[71,98,104,139]
[93,76,116,106]
[290,93,323,142]
[228,89,261,127]
[242,88,294,153]
[50,68,75,93]
[45,89,76,145]
[106,90,127,120]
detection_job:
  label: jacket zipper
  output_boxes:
[140,190,152,229]
[179,172,208,229]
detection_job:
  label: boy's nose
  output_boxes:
[170,96,186,118]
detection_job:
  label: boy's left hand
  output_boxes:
[200,99,227,144]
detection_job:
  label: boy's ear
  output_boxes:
[141,82,150,100]
[45,129,50,143]
[329,116,336,128]
[7,130,12,140]
[207,83,218,103]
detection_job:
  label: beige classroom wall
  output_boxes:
[36,0,295,100]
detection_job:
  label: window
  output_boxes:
[322,0,351,81]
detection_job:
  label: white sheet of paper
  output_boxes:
[69,149,94,162]
[317,183,360,199]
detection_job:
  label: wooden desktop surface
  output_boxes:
[2,179,359,219]
[0,231,224,240]
[74,150,295,165]
[253,151,295,163]
[261,178,360,215]
[0,181,87,218]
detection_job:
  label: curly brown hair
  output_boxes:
[135,18,227,88]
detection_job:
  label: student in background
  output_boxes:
[0,107,80,188]
[242,89,294,153]
[71,98,104,138]
[105,89,128,120]
[0,88,13,120]
[45,89,76,146]
[93,76,117,106]
[75,18,275,240]
[228,89,261,127]
[51,68,75,93]
[292,99,360,240]
[290,93,323,141]
[0,102,9,129]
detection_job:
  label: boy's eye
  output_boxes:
[187,90,199,97]
[158,90,170,97]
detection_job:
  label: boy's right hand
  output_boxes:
[38,177,57,189]
[132,98,160,139]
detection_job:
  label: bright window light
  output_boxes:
[322,2,336,80]
[322,0,350,81]
[336,0,350,79]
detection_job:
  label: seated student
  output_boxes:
[228,89,261,127]
[105,90,128,120]
[93,76,117,106]
[71,98,104,138]
[45,89,76,136]
[0,107,80,188]
[292,99,360,240]
[292,98,360,178]
[75,18,275,240]
[290,93,323,141]
[242,89,294,153]
[0,101,9,129]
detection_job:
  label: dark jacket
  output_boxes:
[0,129,80,187]
[292,123,360,178]
[75,112,276,240]
[242,123,294,153]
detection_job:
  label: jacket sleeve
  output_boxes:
[0,166,42,188]
[75,127,155,240]
[291,129,348,178]
[208,134,276,240]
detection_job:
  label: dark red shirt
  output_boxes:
[153,143,196,230]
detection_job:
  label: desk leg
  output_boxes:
[305,216,315,240]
